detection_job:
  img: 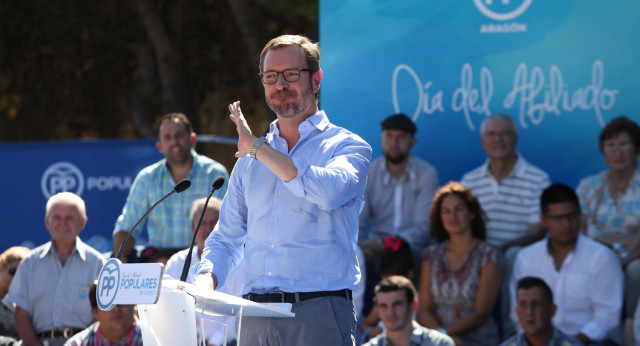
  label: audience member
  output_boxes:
[164,197,243,346]
[501,276,582,346]
[0,246,30,340]
[193,34,371,345]
[461,113,550,249]
[510,184,623,345]
[417,182,501,345]
[461,113,550,336]
[363,275,454,346]
[359,113,438,263]
[4,192,106,346]
[64,282,143,346]
[360,236,414,342]
[576,116,640,322]
[112,112,228,263]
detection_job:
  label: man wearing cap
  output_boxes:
[359,113,439,264]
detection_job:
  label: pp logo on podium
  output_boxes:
[97,258,121,311]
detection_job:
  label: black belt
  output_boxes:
[243,289,352,303]
[38,327,83,339]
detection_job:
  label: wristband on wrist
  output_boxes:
[249,136,267,159]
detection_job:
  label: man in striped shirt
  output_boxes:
[461,114,550,250]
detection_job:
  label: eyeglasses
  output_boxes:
[259,68,310,84]
[603,143,635,154]
[483,130,516,139]
[7,266,17,276]
[545,211,581,223]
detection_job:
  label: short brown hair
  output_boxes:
[517,276,553,304]
[599,116,640,152]
[155,113,193,135]
[259,35,320,74]
[430,181,486,242]
[374,275,416,305]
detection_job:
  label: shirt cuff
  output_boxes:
[190,260,214,279]
[283,157,310,198]
[2,293,27,313]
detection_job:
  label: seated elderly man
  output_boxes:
[502,276,582,346]
[3,192,106,346]
[64,282,142,346]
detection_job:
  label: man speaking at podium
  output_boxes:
[193,34,371,345]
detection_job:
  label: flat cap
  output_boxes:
[381,113,416,134]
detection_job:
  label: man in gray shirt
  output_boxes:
[359,113,438,263]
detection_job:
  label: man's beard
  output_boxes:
[167,147,191,165]
[384,151,409,165]
[267,85,315,119]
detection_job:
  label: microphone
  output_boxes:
[180,176,225,282]
[116,179,192,261]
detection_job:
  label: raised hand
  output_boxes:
[229,101,258,158]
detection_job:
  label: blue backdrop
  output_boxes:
[320,1,640,187]
[1,139,162,253]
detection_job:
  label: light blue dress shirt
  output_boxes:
[193,111,372,294]
[3,239,106,333]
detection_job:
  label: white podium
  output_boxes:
[97,259,294,346]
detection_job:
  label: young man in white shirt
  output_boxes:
[510,184,623,344]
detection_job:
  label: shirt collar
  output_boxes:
[40,238,87,261]
[381,155,417,186]
[480,153,525,178]
[516,326,562,345]
[545,233,582,256]
[162,149,198,174]
[409,320,427,345]
[377,321,425,346]
[268,110,329,138]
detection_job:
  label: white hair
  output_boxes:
[480,113,518,137]
[189,197,222,222]
[45,192,87,220]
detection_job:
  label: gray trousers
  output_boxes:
[238,295,356,346]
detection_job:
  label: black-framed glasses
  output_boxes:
[7,266,17,276]
[545,211,581,223]
[259,68,310,84]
